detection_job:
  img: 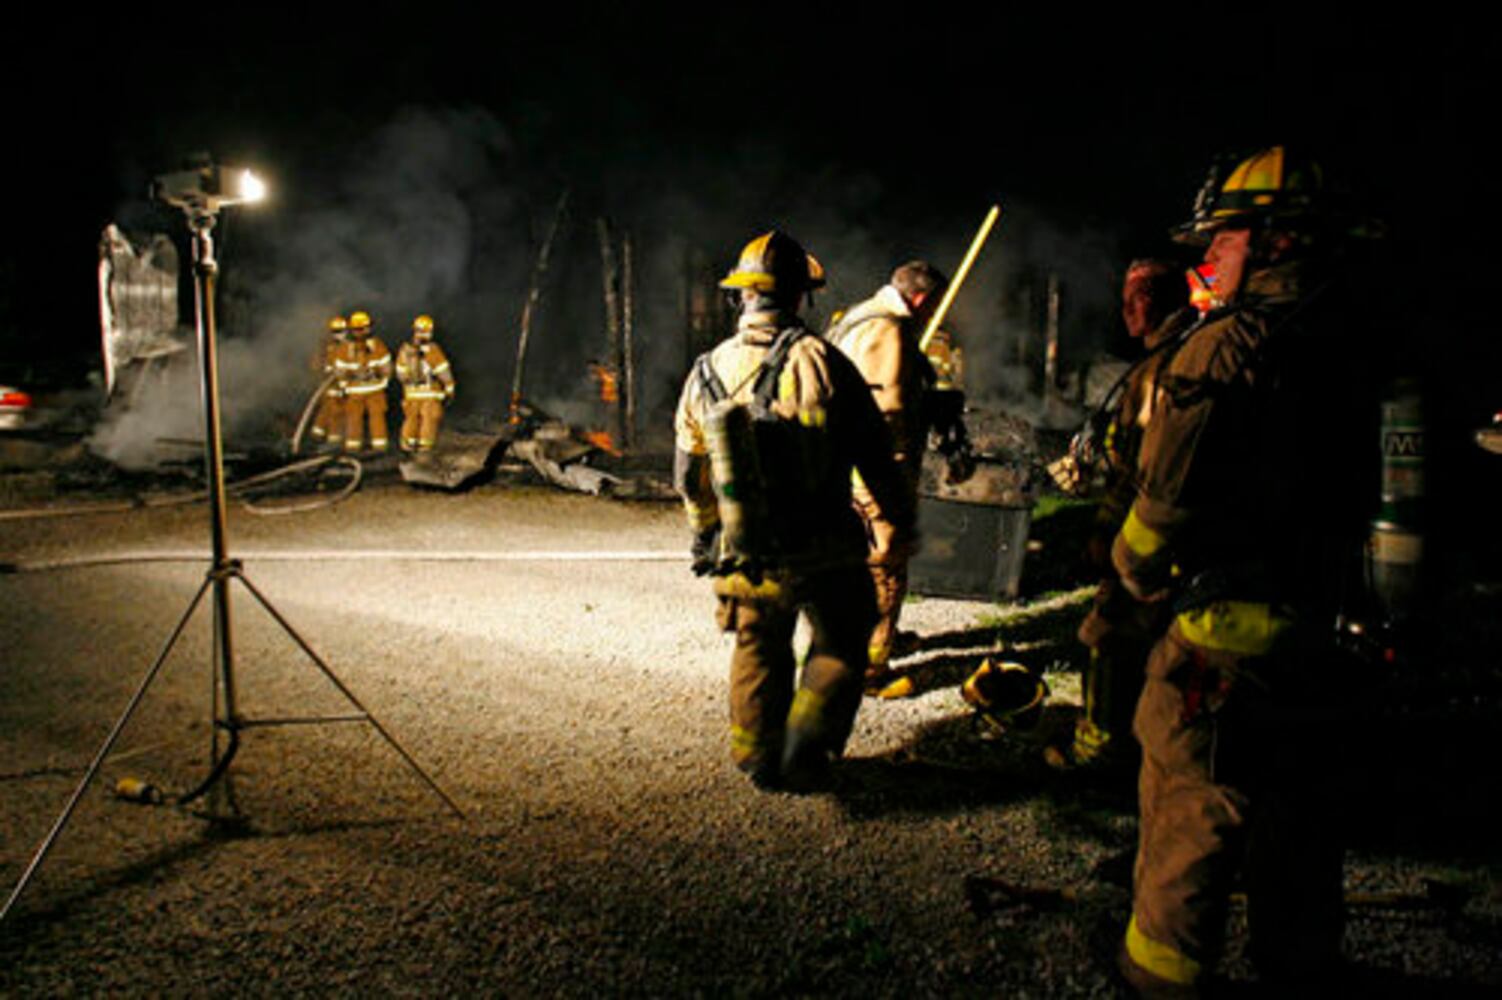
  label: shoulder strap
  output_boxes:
[750,326,808,411]
[694,352,728,404]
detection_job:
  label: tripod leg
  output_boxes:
[0,574,213,923]
[232,572,466,819]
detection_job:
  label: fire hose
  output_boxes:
[290,370,339,457]
[2,549,687,573]
[0,378,364,522]
[0,454,361,522]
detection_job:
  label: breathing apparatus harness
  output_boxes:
[693,325,811,580]
[1055,312,1207,495]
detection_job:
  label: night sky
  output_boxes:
[3,10,1487,414]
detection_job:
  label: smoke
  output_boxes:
[90,106,528,468]
[89,104,1133,468]
[590,154,1130,434]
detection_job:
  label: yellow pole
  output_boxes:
[919,204,1001,354]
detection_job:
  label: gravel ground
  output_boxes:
[2,474,1499,996]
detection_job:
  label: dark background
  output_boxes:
[0,10,1487,418]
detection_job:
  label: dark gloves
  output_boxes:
[924,387,965,433]
[690,526,720,576]
[927,389,976,484]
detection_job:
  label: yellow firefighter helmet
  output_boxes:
[348,310,373,335]
[1175,146,1329,244]
[327,315,348,335]
[719,230,827,295]
[412,314,435,340]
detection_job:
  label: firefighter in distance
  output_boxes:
[311,315,348,449]
[395,314,456,452]
[336,310,392,454]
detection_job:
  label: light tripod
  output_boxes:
[2,172,463,924]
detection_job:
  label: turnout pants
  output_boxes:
[344,392,389,453]
[1127,622,1343,988]
[716,566,877,778]
[401,396,446,451]
[312,391,344,445]
[853,468,919,671]
[1075,577,1171,755]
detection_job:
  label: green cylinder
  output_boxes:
[1378,378,1424,524]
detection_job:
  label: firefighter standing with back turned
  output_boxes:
[396,314,456,452]
[1042,260,1196,772]
[825,261,948,687]
[310,315,348,449]
[337,309,392,454]
[674,231,915,792]
[1113,147,1374,995]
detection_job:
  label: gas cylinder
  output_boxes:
[1370,377,1424,623]
[704,399,774,571]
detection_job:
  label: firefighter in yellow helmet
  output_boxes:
[1113,147,1373,994]
[335,309,392,453]
[674,230,914,791]
[395,314,456,452]
[825,260,948,686]
[310,315,348,448]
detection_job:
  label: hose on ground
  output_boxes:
[0,449,363,521]
[4,549,688,573]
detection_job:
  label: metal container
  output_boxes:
[910,496,1032,600]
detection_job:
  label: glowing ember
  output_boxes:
[584,430,620,455]
[589,363,620,404]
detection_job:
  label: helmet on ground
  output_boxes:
[1175,146,1330,244]
[348,310,373,335]
[327,315,348,335]
[719,230,827,296]
[413,314,435,340]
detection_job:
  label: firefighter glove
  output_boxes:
[691,526,720,576]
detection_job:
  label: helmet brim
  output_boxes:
[719,271,773,291]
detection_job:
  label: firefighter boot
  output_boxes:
[1044,645,1140,771]
[1116,940,1203,1000]
[1043,718,1118,771]
[781,688,837,794]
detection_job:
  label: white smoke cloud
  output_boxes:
[88,104,1132,469]
[90,106,526,468]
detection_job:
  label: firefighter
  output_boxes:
[674,231,914,792]
[336,310,392,453]
[311,315,348,449]
[395,314,456,452]
[1114,147,1372,994]
[826,261,948,685]
[1042,260,1196,772]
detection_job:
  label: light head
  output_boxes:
[152,156,267,214]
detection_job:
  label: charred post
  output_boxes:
[510,190,570,423]
[597,218,625,448]
[622,231,637,451]
[1044,272,1061,399]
